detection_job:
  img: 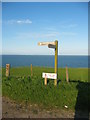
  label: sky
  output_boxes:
[2,2,88,55]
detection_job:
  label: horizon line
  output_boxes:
[1,54,88,56]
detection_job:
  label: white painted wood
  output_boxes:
[42,72,57,79]
[38,41,55,46]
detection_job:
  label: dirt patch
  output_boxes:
[2,96,88,119]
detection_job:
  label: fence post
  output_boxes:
[31,64,32,77]
[66,65,69,82]
[6,64,10,77]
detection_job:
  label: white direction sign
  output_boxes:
[42,72,57,79]
[38,41,55,46]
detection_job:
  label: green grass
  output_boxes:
[2,67,89,111]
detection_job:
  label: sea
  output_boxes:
[1,55,88,68]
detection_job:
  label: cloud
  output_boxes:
[5,19,32,24]
[61,24,78,28]
[60,32,77,36]
[44,27,56,31]
[12,32,60,40]
[16,19,32,24]
[11,31,77,42]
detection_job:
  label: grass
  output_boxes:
[2,67,89,111]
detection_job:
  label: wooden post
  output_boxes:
[54,40,58,86]
[44,74,47,85]
[6,64,10,77]
[31,64,32,77]
[66,65,69,82]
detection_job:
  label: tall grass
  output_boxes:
[2,67,89,111]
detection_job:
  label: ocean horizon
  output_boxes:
[2,55,88,68]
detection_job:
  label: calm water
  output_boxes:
[2,55,88,68]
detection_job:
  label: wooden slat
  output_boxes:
[48,44,56,49]
[38,41,55,46]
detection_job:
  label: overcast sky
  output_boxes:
[2,2,88,55]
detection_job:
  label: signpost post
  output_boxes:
[38,40,58,86]
[44,74,47,85]
[54,40,58,86]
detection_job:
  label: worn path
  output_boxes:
[2,96,89,119]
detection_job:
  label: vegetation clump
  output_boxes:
[2,67,89,111]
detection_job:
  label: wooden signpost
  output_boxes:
[38,40,58,86]
[6,64,10,77]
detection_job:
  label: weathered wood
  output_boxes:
[38,40,58,86]
[6,64,10,77]
[48,44,56,49]
[31,64,32,77]
[66,65,69,82]
[44,74,47,85]
[38,41,55,46]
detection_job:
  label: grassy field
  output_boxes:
[2,67,89,111]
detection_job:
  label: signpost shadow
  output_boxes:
[69,80,89,120]
[57,79,61,85]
